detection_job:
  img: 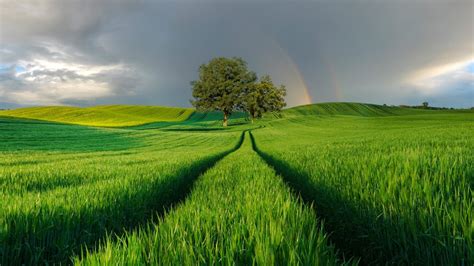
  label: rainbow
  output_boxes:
[247,23,345,106]
[268,37,313,105]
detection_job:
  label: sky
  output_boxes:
[0,0,473,109]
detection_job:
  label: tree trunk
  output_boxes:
[223,112,228,127]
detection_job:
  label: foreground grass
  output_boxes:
[0,117,241,265]
[76,132,345,265]
[0,105,194,127]
[252,113,474,264]
[1,102,472,265]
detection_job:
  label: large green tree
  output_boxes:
[243,75,286,123]
[191,57,256,127]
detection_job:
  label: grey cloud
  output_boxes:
[0,0,472,108]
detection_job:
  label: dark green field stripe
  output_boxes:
[1,132,245,266]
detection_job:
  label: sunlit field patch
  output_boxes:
[0,105,194,127]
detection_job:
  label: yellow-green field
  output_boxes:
[0,105,194,127]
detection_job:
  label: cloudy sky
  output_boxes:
[0,0,473,108]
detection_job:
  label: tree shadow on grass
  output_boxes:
[1,132,245,265]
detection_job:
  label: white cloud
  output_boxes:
[17,59,129,79]
[0,54,137,105]
[7,80,112,105]
[407,58,474,96]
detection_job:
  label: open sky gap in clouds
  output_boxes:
[0,0,473,108]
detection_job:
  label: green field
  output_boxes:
[0,103,472,265]
[0,105,194,127]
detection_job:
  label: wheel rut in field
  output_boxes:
[249,130,472,265]
[76,130,343,265]
[81,131,247,259]
[248,130,360,263]
[2,132,246,266]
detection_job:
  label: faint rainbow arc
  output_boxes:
[267,33,344,104]
[266,36,313,105]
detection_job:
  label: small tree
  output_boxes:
[422,101,429,108]
[243,75,286,123]
[191,57,256,126]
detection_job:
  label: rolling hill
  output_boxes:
[0,105,194,127]
[1,102,470,128]
[282,102,431,117]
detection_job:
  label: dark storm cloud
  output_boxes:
[0,0,472,108]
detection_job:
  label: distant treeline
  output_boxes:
[385,104,474,110]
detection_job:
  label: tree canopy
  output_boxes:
[191,57,286,126]
[243,75,286,123]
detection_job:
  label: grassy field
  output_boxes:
[253,106,474,264]
[0,105,194,127]
[0,103,472,265]
[76,132,344,265]
[0,117,241,264]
